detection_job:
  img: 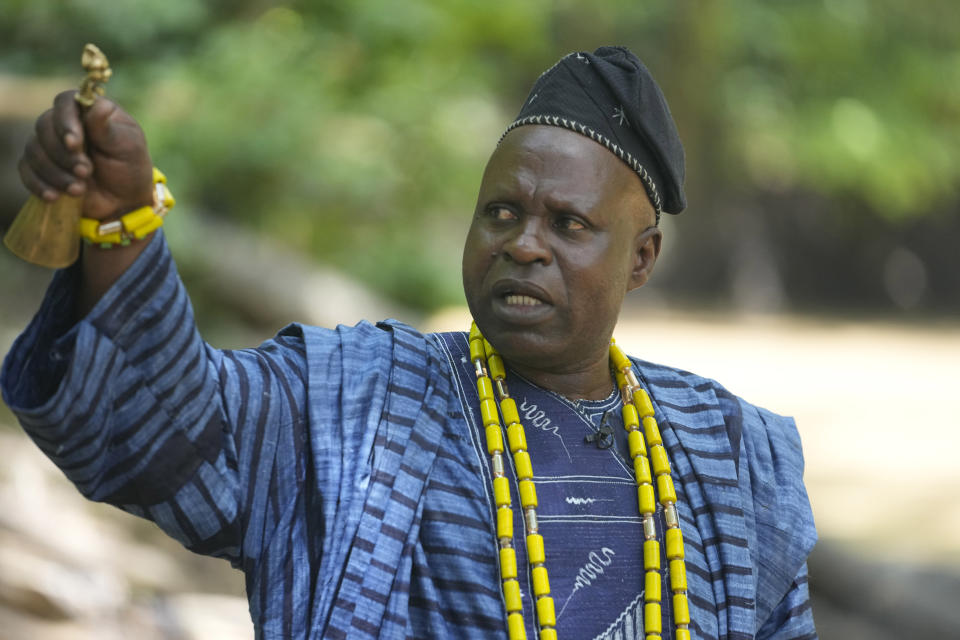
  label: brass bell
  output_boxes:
[3,44,111,269]
[3,194,85,268]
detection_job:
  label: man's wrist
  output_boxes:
[80,168,174,249]
[77,230,157,318]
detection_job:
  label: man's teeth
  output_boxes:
[505,294,543,306]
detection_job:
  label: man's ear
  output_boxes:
[627,226,662,292]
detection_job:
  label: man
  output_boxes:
[3,47,817,639]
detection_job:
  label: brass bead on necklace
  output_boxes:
[468,322,691,640]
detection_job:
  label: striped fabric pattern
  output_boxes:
[1,232,817,639]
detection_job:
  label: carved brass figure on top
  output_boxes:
[75,43,112,107]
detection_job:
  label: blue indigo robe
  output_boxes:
[1,233,817,639]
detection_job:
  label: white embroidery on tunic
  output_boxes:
[519,398,572,461]
[557,547,616,618]
[589,592,646,640]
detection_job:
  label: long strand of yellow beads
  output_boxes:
[469,324,690,640]
[609,339,691,640]
[469,323,556,640]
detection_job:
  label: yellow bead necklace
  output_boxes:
[468,322,691,640]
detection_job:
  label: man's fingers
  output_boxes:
[23,137,86,197]
[52,91,85,150]
[36,109,87,176]
[18,155,59,201]
[50,91,93,177]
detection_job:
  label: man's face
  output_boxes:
[462,125,660,374]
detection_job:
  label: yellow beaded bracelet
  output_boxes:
[79,168,175,248]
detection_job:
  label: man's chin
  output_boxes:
[480,325,564,367]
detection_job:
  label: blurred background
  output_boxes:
[1,0,958,638]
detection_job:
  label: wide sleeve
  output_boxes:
[738,401,818,636]
[0,231,308,570]
[756,562,817,639]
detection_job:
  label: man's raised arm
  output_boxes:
[3,92,317,575]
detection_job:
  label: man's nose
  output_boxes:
[502,218,552,265]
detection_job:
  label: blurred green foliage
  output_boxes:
[1,0,958,309]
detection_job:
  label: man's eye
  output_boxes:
[556,217,586,231]
[488,206,516,221]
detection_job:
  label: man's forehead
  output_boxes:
[486,126,653,209]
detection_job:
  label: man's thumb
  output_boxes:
[80,97,122,148]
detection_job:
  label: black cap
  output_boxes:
[503,46,686,220]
